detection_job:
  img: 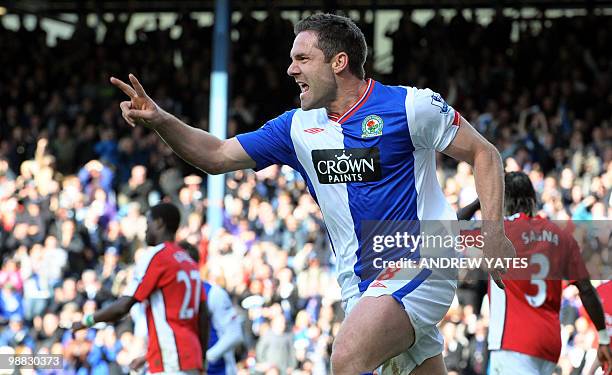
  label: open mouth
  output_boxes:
[297,82,309,93]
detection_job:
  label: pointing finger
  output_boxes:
[129,74,148,97]
[110,77,137,99]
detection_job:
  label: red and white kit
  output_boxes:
[488,214,589,374]
[124,241,205,374]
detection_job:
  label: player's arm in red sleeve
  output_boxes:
[71,296,138,331]
[123,247,165,302]
[199,288,210,367]
[73,248,164,331]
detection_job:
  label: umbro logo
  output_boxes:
[304,127,325,134]
[370,281,387,288]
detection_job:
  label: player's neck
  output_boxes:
[326,78,368,117]
[157,234,174,244]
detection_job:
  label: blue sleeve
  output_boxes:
[236,110,297,171]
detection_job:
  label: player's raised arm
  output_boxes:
[110,74,255,174]
[442,117,516,288]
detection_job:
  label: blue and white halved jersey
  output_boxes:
[237,80,461,301]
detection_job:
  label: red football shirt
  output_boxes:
[124,241,205,373]
[487,214,589,363]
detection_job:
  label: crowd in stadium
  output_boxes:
[0,6,611,374]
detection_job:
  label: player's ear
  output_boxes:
[331,52,349,74]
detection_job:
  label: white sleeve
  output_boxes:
[206,285,244,362]
[406,87,461,152]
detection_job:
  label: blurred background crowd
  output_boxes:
[0,5,611,375]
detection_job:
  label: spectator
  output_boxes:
[51,124,78,175]
[0,314,35,349]
[22,261,52,321]
[32,312,64,352]
[57,220,88,277]
[118,165,153,213]
[256,315,297,374]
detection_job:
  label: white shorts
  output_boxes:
[343,270,456,373]
[489,350,556,375]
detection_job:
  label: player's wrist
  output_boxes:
[598,329,610,345]
[155,108,173,129]
[481,222,505,237]
[82,313,96,328]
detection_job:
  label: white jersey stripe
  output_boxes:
[488,279,507,350]
[404,86,458,222]
[151,290,180,372]
[289,110,362,301]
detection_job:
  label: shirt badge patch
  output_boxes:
[430,93,450,114]
[361,115,384,138]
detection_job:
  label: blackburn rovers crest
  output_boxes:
[361,115,384,138]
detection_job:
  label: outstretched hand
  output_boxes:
[110,74,166,129]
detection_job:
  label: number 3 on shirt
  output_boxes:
[177,270,202,319]
[525,254,550,308]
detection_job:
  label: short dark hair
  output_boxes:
[294,13,367,80]
[504,172,537,216]
[149,203,181,234]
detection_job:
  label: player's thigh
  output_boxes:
[334,295,415,369]
[371,278,456,375]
